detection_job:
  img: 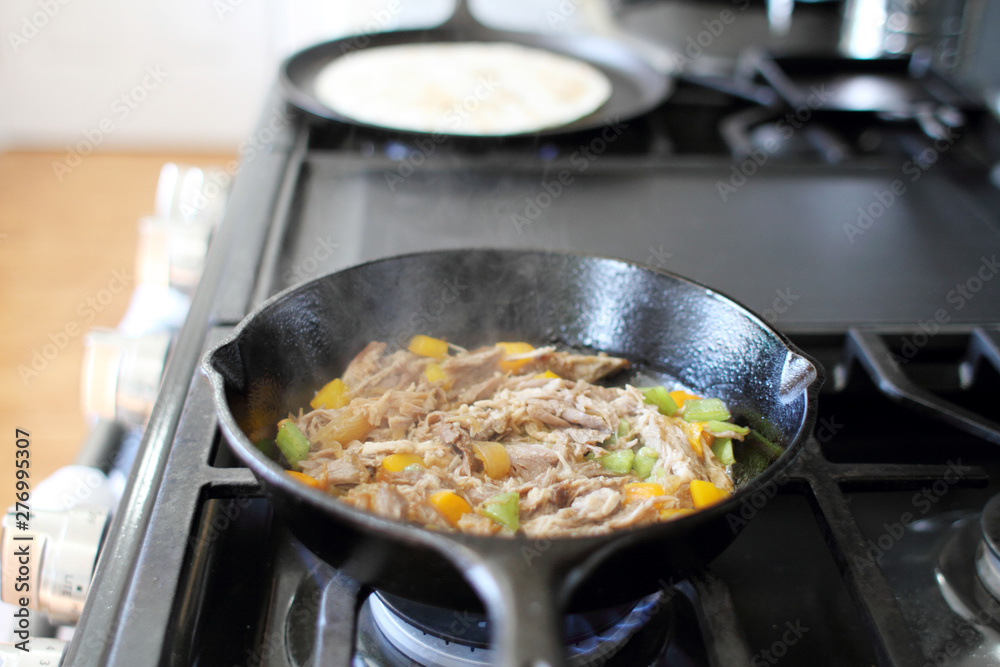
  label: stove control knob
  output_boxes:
[0,638,67,665]
[0,507,109,626]
[135,215,214,294]
[80,329,172,426]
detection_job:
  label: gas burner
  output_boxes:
[365,591,662,667]
[279,550,678,667]
[878,497,1000,665]
[976,495,1000,601]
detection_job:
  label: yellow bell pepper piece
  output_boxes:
[429,490,472,526]
[685,423,704,457]
[497,342,535,372]
[624,482,665,503]
[669,390,701,408]
[408,335,449,359]
[700,430,714,455]
[286,470,320,488]
[535,370,560,379]
[424,362,448,384]
[310,377,350,410]
[689,479,730,509]
[659,508,696,520]
[381,453,425,472]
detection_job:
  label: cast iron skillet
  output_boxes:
[203,250,822,667]
[281,0,673,137]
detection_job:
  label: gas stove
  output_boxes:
[58,51,1000,667]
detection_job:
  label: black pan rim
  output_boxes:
[202,248,824,553]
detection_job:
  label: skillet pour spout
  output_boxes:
[203,249,823,667]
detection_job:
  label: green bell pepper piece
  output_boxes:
[711,437,735,465]
[276,419,310,470]
[633,446,659,480]
[255,438,277,459]
[481,492,520,531]
[600,449,635,474]
[703,420,749,436]
[640,386,678,416]
[683,398,730,422]
[604,417,632,448]
[649,466,668,485]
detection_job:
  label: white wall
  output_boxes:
[0,0,275,151]
[0,0,594,153]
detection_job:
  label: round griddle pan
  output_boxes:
[281,0,674,137]
[203,250,823,666]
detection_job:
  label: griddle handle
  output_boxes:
[464,546,568,667]
[439,0,482,34]
[845,329,1000,445]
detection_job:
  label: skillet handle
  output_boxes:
[464,546,568,667]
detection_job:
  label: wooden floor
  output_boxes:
[0,151,231,504]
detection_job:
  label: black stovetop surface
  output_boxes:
[258,76,1000,332]
[64,68,1000,667]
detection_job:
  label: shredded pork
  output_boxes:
[288,342,736,537]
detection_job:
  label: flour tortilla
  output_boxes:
[313,42,613,136]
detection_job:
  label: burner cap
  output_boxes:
[976,495,1000,599]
